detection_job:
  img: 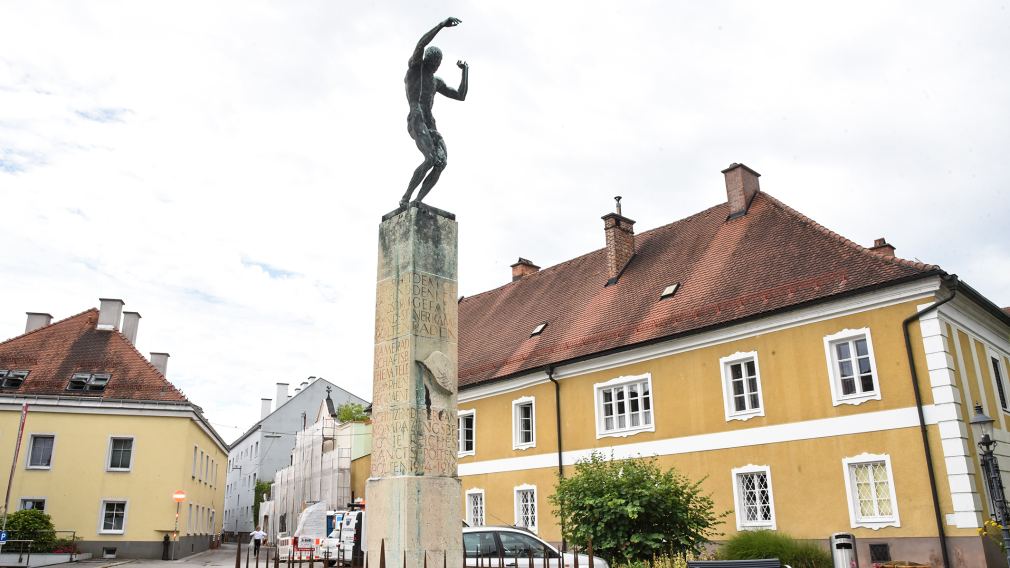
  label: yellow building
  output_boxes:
[0,299,228,559]
[449,164,1010,567]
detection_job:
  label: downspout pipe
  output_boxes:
[547,366,565,552]
[902,274,958,568]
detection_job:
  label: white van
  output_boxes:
[337,509,366,566]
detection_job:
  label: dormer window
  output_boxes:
[0,370,29,389]
[67,373,111,392]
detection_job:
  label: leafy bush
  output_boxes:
[336,403,368,423]
[50,536,81,554]
[4,509,56,551]
[717,530,831,568]
[550,451,725,564]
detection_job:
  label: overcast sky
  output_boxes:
[2,1,1007,443]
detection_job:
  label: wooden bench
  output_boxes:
[686,560,785,568]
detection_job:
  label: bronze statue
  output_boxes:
[400,17,468,206]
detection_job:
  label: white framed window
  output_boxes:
[731,465,776,530]
[187,503,193,534]
[458,409,476,457]
[192,446,198,478]
[842,453,900,529]
[99,500,128,534]
[465,488,485,527]
[720,352,765,421]
[19,498,45,511]
[514,484,538,533]
[107,437,134,471]
[594,373,654,439]
[512,397,536,450]
[199,450,204,481]
[824,328,881,406]
[26,435,55,469]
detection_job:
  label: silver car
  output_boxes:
[462,526,609,568]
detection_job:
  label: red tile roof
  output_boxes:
[458,192,940,387]
[0,309,188,402]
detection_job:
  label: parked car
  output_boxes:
[463,526,609,568]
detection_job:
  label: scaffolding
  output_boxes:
[260,416,352,539]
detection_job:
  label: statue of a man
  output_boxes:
[400,17,469,206]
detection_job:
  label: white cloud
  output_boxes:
[1,1,1007,442]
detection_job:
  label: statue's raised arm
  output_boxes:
[400,17,468,207]
[408,17,461,67]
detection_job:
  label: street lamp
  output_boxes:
[969,403,1010,566]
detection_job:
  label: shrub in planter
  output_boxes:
[718,530,831,568]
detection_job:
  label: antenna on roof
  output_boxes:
[614,196,623,216]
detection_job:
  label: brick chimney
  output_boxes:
[121,312,141,345]
[602,196,636,285]
[150,352,170,376]
[24,313,52,333]
[97,298,125,331]
[869,237,896,257]
[723,163,761,218]
[511,258,540,281]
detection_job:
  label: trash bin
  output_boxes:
[829,532,858,568]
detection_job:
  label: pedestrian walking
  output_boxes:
[250,526,267,556]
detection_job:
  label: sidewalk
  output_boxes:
[78,544,242,568]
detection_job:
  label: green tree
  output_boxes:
[336,403,368,423]
[252,481,271,525]
[550,451,724,564]
[4,509,56,551]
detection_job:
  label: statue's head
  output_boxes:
[423,46,442,71]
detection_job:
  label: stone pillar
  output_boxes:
[366,202,462,568]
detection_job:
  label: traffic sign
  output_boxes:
[1,530,8,543]
[173,490,187,502]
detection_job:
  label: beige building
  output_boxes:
[433,164,1008,567]
[0,299,228,559]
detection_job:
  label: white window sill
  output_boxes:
[457,450,475,458]
[832,392,881,407]
[738,522,776,531]
[596,425,655,440]
[99,530,125,535]
[512,443,536,451]
[106,468,132,473]
[726,409,765,422]
[26,465,51,470]
[852,518,899,530]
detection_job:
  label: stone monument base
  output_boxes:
[365,476,463,568]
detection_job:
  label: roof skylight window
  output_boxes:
[530,322,548,337]
[660,283,681,300]
[67,372,111,392]
[0,370,28,389]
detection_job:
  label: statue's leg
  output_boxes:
[414,133,447,203]
[402,159,431,205]
[415,165,444,203]
[403,122,437,205]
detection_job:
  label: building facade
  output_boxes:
[0,299,228,559]
[260,396,372,539]
[224,378,365,537]
[444,164,1010,568]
